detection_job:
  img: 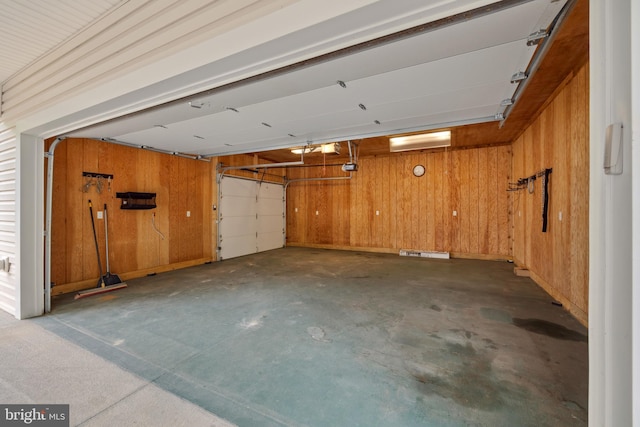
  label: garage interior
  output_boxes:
[36,0,589,425]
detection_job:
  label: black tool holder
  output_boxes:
[116,192,157,210]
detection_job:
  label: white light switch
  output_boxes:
[558,211,563,221]
[452,210,457,217]
[97,211,103,219]
[295,208,298,213]
[316,210,319,216]
[186,211,191,217]
[376,210,380,216]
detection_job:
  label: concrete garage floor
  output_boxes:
[38,247,587,426]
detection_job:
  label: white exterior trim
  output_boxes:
[589,0,635,424]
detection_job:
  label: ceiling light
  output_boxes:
[389,131,451,152]
[291,146,319,155]
[291,143,339,155]
[321,143,340,154]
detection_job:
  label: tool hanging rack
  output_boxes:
[508,168,553,193]
[508,167,553,233]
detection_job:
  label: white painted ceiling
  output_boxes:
[67,0,567,157]
[0,0,123,84]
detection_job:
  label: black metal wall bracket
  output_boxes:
[83,171,114,179]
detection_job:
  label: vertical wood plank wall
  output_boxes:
[511,63,589,325]
[286,145,512,259]
[49,138,217,294]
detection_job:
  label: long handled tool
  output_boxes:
[101,203,123,285]
[75,200,127,300]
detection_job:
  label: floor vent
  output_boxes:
[399,249,450,259]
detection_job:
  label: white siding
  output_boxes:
[1,0,298,121]
[0,0,123,84]
[0,124,16,316]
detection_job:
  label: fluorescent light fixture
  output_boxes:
[321,143,340,154]
[291,143,340,155]
[389,130,451,152]
[291,146,319,155]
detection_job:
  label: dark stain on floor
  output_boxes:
[412,342,505,411]
[512,318,588,342]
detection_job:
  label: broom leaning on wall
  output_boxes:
[75,200,127,299]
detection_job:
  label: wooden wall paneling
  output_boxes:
[477,148,490,254]
[317,176,330,244]
[415,153,426,250]
[307,179,317,244]
[459,150,472,253]
[50,140,68,286]
[352,158,364,247]
[510,138,524,263]
[284,144,515,259]
[379,156,390,248]
[436,152,449,252]
[468,149,480,254]
[182,157,201,261]
[496,146,511,256]
[421,153,437,251]
[156,153,172,266]
[114,143,139,275]
[401,154,412,249]
[409,154,421,250]
[441,149,451,252]
[387,155,398,250]
[203,161,213,260]
[509,62,589,324]
[522,129,534,267]
[538,107,554,284]
[168,154,183,264]
[393,155,410,249]
[552,87,570,302]
[342,176,352,245]
[372,157,382,248]
[569,65,589,313]
[82,139,102,281]
[134,149,157,270]
[357,157,369,247]
[448,149,460,252]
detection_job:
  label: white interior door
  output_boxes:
[219,176,284,260]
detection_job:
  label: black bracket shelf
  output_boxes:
[116,192,157,210]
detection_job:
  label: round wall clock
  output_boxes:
[413,164,425,177]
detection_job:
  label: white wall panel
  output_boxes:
[0,124,16,316]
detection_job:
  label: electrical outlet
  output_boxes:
[295,208,298,213]
[452,210,457,217]
[558,211,563,221]
[376,210,380,216]
[97,211,103,219]
[316,210,319,216]
[186,211,191,217]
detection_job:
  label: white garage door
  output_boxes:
[219,176,284,260]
